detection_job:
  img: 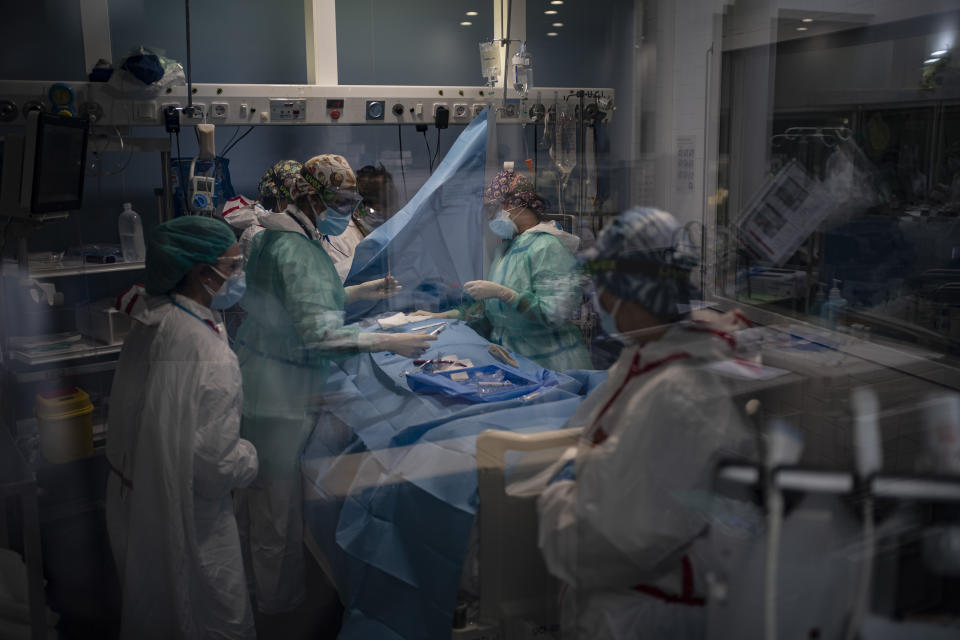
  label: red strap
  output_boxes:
[585,352,691,447]
[124,291,140,315]
[684,325,737,350]
[204,319,221,334]
[632,556,704,607]
[732,311,753,328]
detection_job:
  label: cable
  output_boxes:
[185,0,193,109]
[397,122,408,201]
[422,130,433,174]
[221,126,241,155]
[175,131,190,213]
[222,126,255,158]
[432,128,441,172]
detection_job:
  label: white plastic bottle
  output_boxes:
[118,203,145,262]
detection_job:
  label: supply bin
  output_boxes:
[75,298,132,345]
[35,387,95,464]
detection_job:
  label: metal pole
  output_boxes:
[160,150,173,222]
[576,90,585,234]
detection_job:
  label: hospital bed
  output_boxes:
[299,320,603,640]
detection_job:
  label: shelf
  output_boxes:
[21,261,144,279]
[9,339,122,367]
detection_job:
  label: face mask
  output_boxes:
[205,266,247,310]
[489,209,518,239]
[598,298,622,341]
[316,211,351,236]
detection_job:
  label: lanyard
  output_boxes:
[169,295,221,335]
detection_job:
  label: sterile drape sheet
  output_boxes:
[301,321,606,639]
[344,110,488,322]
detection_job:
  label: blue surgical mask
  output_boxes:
[316,212,351,236]
[489,209,518,239]
[598,298,622,341]
[206,266,247,310]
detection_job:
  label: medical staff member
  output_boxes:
[415,170,591,371]
[259,159,302,213]
[536,208,754,639]
[106,216,259,640]
[235,154,435,614]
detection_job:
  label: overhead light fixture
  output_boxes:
[547,32,558,36]
[465,11,478,16]
[550,0,564,4]
[552,22,564,27]
[801,17,813,23]
[460,21,473,26]
[931,49,947,56]
[925,57,941,64]
[796,26,808,31]
[545,9,557,14]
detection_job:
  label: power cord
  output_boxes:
[418,124,433,174]
[397,122,408,201]
[222,126,254,158]
[432,128,441,172]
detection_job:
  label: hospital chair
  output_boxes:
[464,427,582,640]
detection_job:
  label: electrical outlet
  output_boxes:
[182,103,206,120]
[452,103,469,119]
[472,104,485,117]
[432,103,448,118]
[211,102,229,119]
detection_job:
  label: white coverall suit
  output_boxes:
[106,290,259,640]
[538,310,755,639]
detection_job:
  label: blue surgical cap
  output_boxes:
[581,207,699,320]
[145,216,236,295]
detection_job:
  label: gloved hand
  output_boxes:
[376,331,437,358]
[464,280,518,305]
[411,309,458,319]
[345,275,402,303]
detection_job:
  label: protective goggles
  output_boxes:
[319,187,364,218]
[213,254,246,277]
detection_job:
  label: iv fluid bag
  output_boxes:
[552,102,577,177]
[512,47,532,96]
[479,41,500,86]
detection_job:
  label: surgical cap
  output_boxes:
[484,169,546,213]
[258,160,302,203]
[145,216,236,295]
[581,207,699,320]
[291,154,357,200]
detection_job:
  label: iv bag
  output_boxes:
[479,41,500,86]
[511,44,532,96]
[552,101,577,177]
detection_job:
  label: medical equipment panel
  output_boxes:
[0,81,614,127]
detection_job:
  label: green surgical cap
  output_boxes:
[145,216,236,294]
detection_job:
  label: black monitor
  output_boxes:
[19,111,88,214]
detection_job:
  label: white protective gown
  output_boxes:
[106,289,259,640]
[537,310,755,640]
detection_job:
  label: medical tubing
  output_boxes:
[185,0,192,109]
